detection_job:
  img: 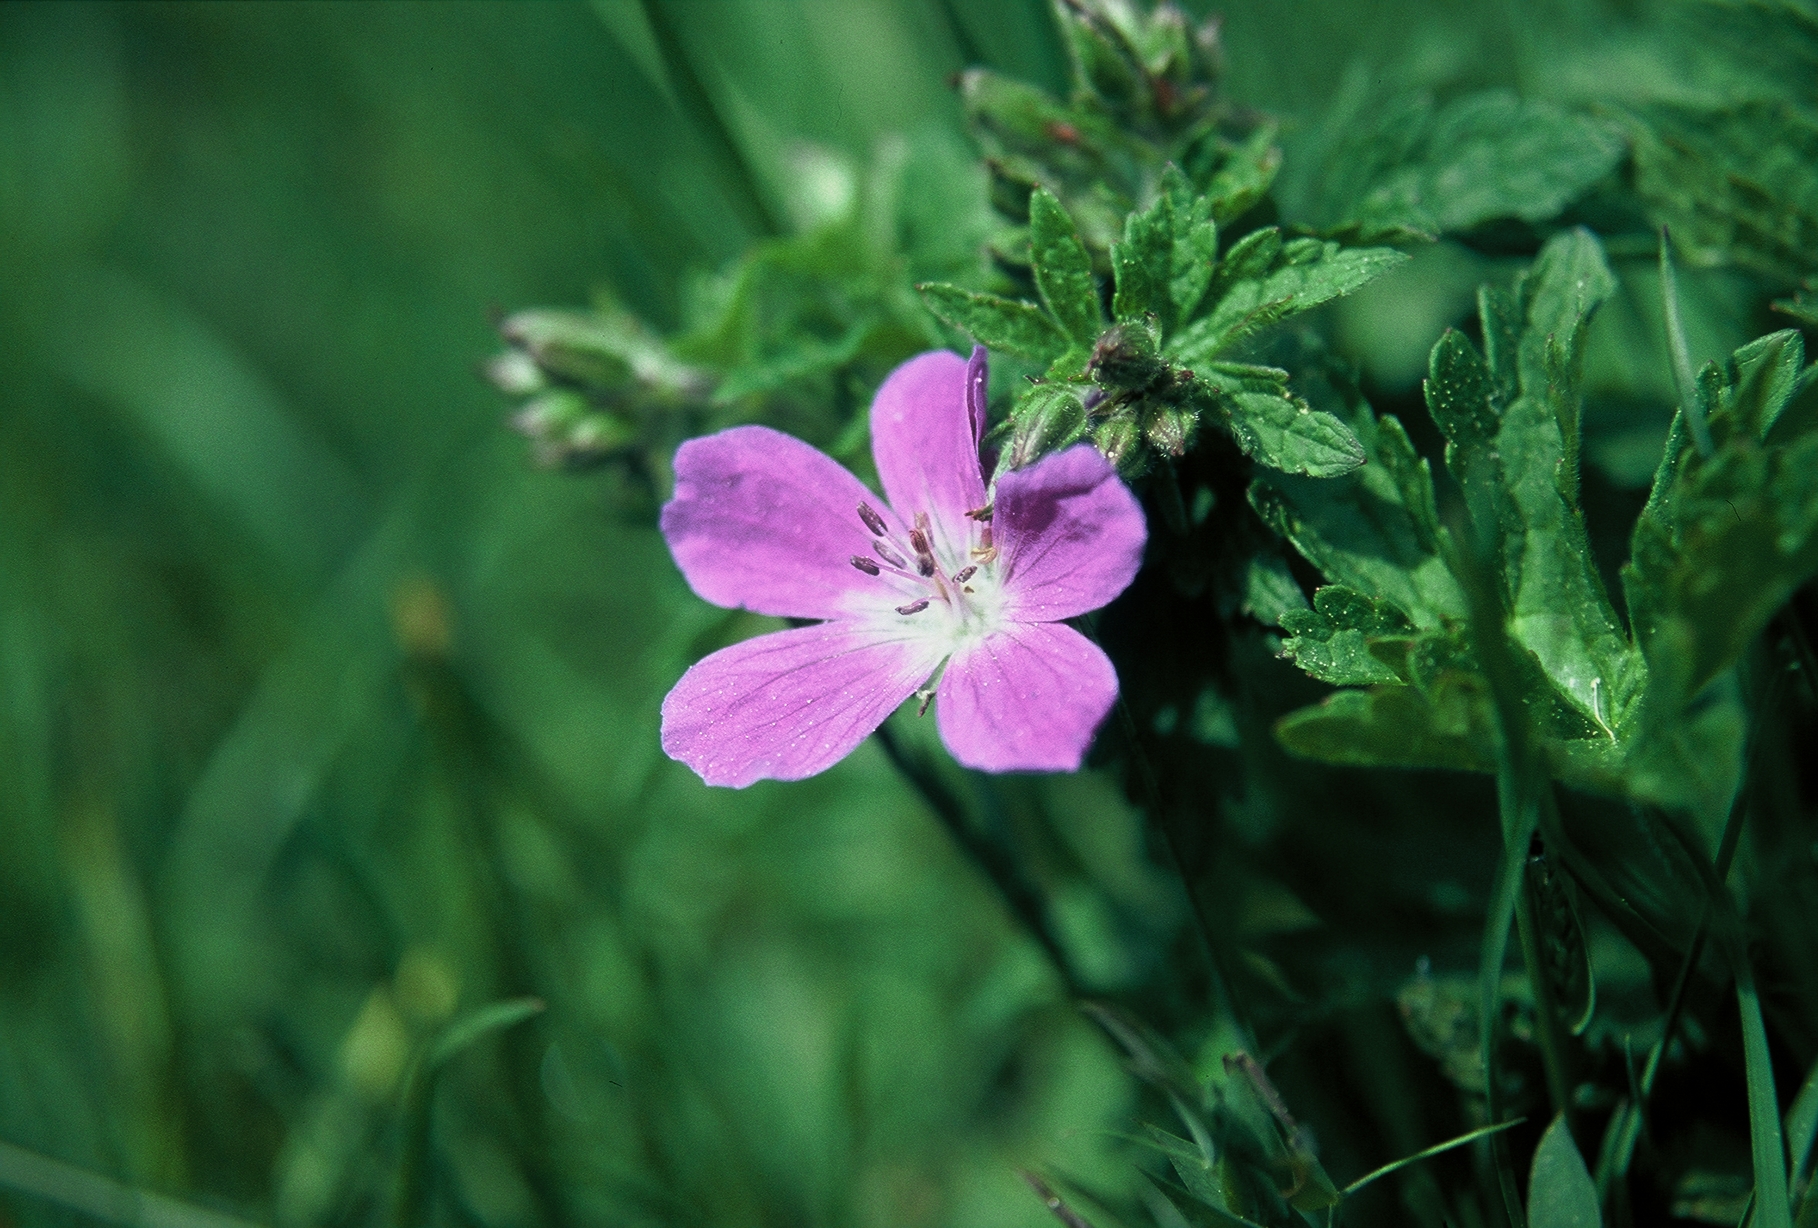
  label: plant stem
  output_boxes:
[872,721,1082,997]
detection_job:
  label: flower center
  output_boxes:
[848,501,1001,639]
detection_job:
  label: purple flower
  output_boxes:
[658,348,1147,787]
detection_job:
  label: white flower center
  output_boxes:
[847,501,1004,647]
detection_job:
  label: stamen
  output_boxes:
[857,502,889,536]
[952,565,977,584]
[965,504,993,521]
[850,556,880,576]
[873,539,908,569]
[907,529,937,576]
[895,599,930,616]
[970,525,996,564]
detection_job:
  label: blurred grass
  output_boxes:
[0,3,1153,1226]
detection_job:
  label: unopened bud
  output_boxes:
[1090,320,1166,392]
[1144,404,1197,457]
[484,349,546,396]
[1092,416,1142,471]
[509,391,635,469]
[1005,382,1088,471]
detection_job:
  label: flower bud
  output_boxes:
[1089,319,1167,393]
[509,390,636,470]
[483,349,546,396]
[1092,416,1142,471]
[1144,403,1197,458]
[1004,382,1088,471]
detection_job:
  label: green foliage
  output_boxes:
[924,190,1401,479]
[9,5,1818,1228]
[1528,1115,1602,1228]
[1284,83,1626,241]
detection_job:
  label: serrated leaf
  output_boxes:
[1225,390,1366,477]
[1711,329,1815,442]
[1112,197,1172,325]
[917,282,1068,362]
[1242,553,1309,626]
[1170,234,1408,366]
[1527,1114,1602,1228]
[1202,123,1282,224]
[1624,97,1818,279]
[1029,188,1103,344]
[1624,428,1818,709]
[1279,586,1412,685]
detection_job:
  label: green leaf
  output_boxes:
[1201,122,1282,225]
[1250,403,1463,629]
[1111,182,1217,334]
[1623,427,1818,709]
[1711,329,1814,442]
[917,282,1069,361]
[1341,1120,1525,1197]
[1220,385,1367,478]
[1241,553,1308,626]
[1287,85,1625,238]
[1527,1114,1602,1228]
[1624,98,1818,279]
[423,997,546,1073]
[1170,233,1408,366]
[1279,586,1412,686]
[1029,187,1103,344]
[1274,679,1494,773]
[1426,231,1639,732]
[1111,196,1171,326]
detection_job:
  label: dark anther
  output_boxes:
[874,540,907,568]
[857,502,889,536]
[953,565,977,583]
[895,599,930,616]
[965,504,993,521]
[850,556,881,576]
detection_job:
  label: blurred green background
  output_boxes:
[2,3,1788,1227]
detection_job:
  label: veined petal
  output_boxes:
[662,425,903,621]
[995,444,1146,622]
[870,350,987,560]
[661,621,945,788]
[965,345,988,446]
[935,622,1118,773]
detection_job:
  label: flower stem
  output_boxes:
[871,721,1083,997]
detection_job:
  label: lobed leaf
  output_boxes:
[1279,586,1413,686]
[1170,234,1407,366]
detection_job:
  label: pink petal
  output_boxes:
[994,444,1147,622]
[661,425,903,621]
[965,345,988,445]
[870,351,987,559]
[661,621,945,788]
[935,622,1119,773]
